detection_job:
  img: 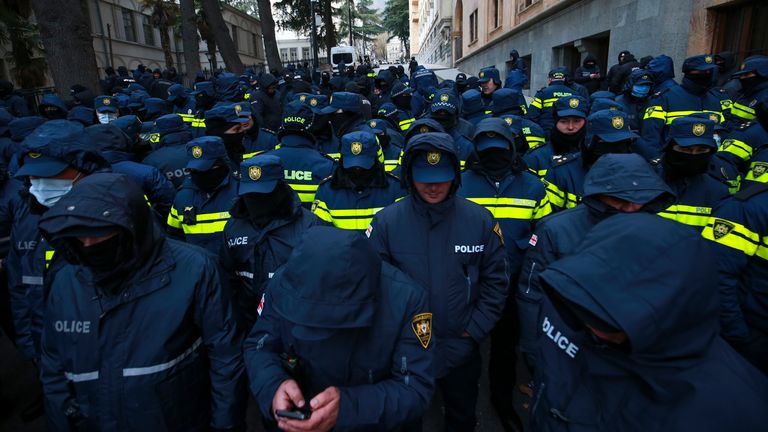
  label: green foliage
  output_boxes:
[0,2,47,88]
[273,0,337,50]
[223,0,259,17]
[336,0,384,44]
[383,0,408,44]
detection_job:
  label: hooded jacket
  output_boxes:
[648,55,678,93]
[249,74,282,132]
[531,212,768,432]
[504,69,529,93]
[369,133,508,377]
[38,173,245,431]
[245,226,434,431]
[517,154,675,364]
[573,55,602,94]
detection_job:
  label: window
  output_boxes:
[142,15,155,46]
[302,47,310,60]
[289,48,298,62]
[469,9,478,43]
[252,34,260,57]
[490,0,501,29]
[231,25,239,51]
[122,8,136,42]
[280,48,289,62]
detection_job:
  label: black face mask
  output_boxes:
[550,125,586,155]
[191,164,230,192]
[663,147,712,178]
[330,112,359,136]
[242,182,294,226]
[682,73,713,94]
[195,94,215,110]
[221,132,245,161]
[377,132,391,150]
[739,76,763,93]
[71,232,132,273]
[582,138,633,167]
[393,94,412,110]
[346,166,379,189]
[478,148,513,180]
[172,97,186,107]
[432,112,457,130]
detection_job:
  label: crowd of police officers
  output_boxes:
[1,48,768,431]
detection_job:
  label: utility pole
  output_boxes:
[310,0,319,70]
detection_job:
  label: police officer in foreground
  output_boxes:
[369,132,508,431]
[167,136,238,254]
[527,69,576,136]
[532,213,768,431]
[518,154,675,372]
[38,173,246,431]
[221,154,322,331]
[458,118,550,432]
[312,131,405,231]
[244,226,434,431]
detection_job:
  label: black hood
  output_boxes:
[583,55,597,67]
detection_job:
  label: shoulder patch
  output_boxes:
[712,219,734,240]
[528,233,538,247]
[411,313,432,349]
[365,224,373,238]
[493,222,504,245]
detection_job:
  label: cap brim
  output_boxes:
[319,105,339,115]
[477,78,490,83]
[186,158,217,171]
[96,107,119,113]
[412,165,455,183]
[672,137,716,147]
[476,140,509,152]
[731,69,754,77]
[342,154,375,169]
[239,179,278,195]
[15,158,69,178]
[593,131,639,142]
[556,109,587,118]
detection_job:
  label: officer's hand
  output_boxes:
[272,379,306,416]
[277,386,340,432]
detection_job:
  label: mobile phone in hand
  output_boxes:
[275,409,311,421]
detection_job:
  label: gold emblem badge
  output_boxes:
[299,95,307,102]
[440,93,450,102]
[351,141,363,155]
[612,116,624,129]
[28,152,41,159]
[311,200,319,212]
[705,55,713,64]
[493,222,504,245]
[692,123,706,137]
[752,163,767,178]
[102,98,111,105]
[411,313,433,349]
[479,72,485,78]
[248,165,261,180]
[740,63,746,70]
[310,98,318,106]
[569,98,580,108]
[369,120,377,128]
[709,113,720,122]
[712,219,734,240]
[504,117,513,126]
[426,151,441,165]
[191,146,203,158]
[234,104,242,115]
[419,125,430,133]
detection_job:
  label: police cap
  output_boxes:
[239,154,283,194]
[341,130,380,170]
[185,136,229,171]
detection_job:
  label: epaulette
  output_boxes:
[734,121,754,131]
[735,182,768,201]
[528,143,550,154]
[652,88,669,98]
[649,157,663,166]
[551,153,578,167]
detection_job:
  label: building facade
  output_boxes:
[453,0,767,94]
[276,37,313,66]
[411,0,454,66]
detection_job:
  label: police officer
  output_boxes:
[517,153,675,372]
[87,123,176,218]
[359,118,404,173]
[141,114,193,189]
[615,69,654,132]
[38,94,69,120]
[167,136,238,254]
[732,94,768,188]
[647,54,679,93]
[369,132,508,432]
[478,66,502,109]
[263,101,335,208]
[167,83,196,115]
[462,89,490,126]
[653,117,729,230]
[93,95,119,124]
[573,54,603,94]
[389,82,417,132]
[544,109,637,211]
[532,212,768,432]
[638,54,731,161]
[38,173,246,431]
[312,131,405,231]
[491,88,528,117]
[499,114,546,155]
[527,69,576,136]
[244,226,434,431]
[205,103,251,168]
[319,92,372,159]
[524,95,589,179]
[249,73,282,132]
[8,121,110,361]
[458,118,550,431]
[0,80,30,117]
[221,154,322,331]
[430,89,475,168]
[724,55,768,126]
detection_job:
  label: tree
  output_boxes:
[30,0,99,97]
[0,0,47,88]
[383,0,409,57]
[195,5,218,71]
[200,0,244,73]
[179,0,201,84]
[254,0,282,73]
[223,0,258,16]
[336,0,383,48]
[139,0,178,69]
[273,0,338,59]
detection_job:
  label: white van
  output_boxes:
[330,46,356,73]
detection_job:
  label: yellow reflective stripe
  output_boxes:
[244,93,251,100]
[289,183,319,202]
[664,110,722,125]
[530,98,543,109]
[729,101,756,120]
[179,114,195,124]
[193,211,230,222]
[541,98,559,108]
[311,200,334,223]
[167,206,183,229]
[658,204,712,227]
[326,152,340,160]
[643,105,667,121]
[149,132,160,143]
[702,217,760,256]
[746,162,768,183]
[533,195,552,219]
[460,160,466,170]
[483,110,492,115]
[242,151,266,160]
[182,220,228,234]
[563,191,580,209]
[719,138,752,161]
[312,200,384,230]
[191,119,207,128]
[466,197,538,220]
[757,239,768,261]
[45,249,55,269]
[167,207,230,233]
[399,118,415,131]
[384,159,399,172]
[528,167,547,178]
[543,180,566,209]
[526,136,545,150]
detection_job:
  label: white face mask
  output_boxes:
[29,176,78,207]
[97,112,117,124]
